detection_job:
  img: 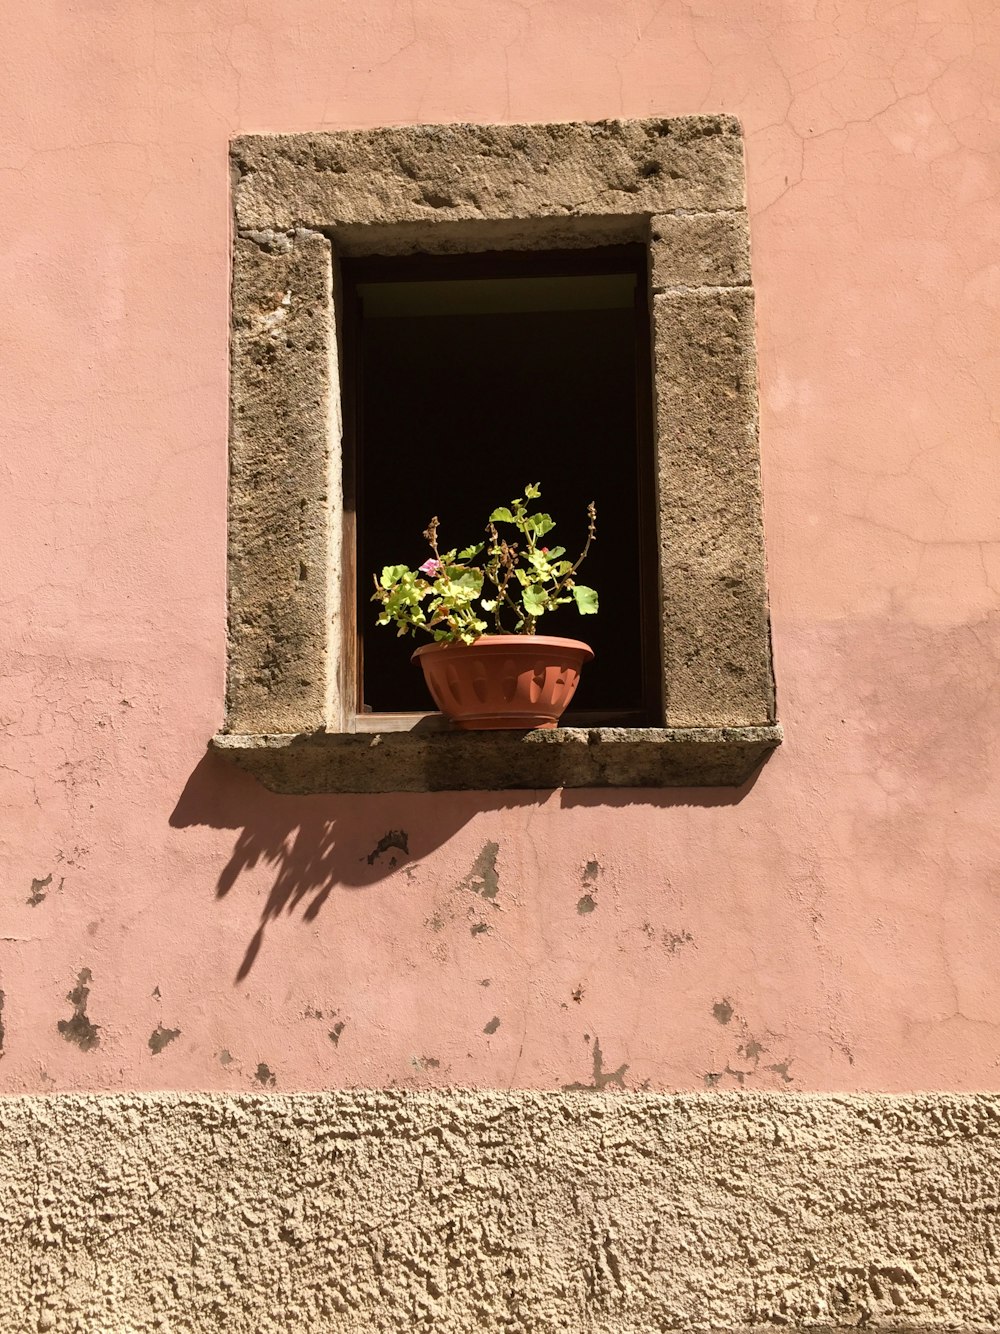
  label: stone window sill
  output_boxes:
[211,724,782,794]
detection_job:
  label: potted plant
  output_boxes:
[372,485,598,729]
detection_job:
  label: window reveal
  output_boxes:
[342,246,658,721]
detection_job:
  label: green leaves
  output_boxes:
[437,569,483,604]
[572,584,598,614]
[523,513,555,539]
[380,564,410,588]
[371,484,598,644]
[522,585,547,617]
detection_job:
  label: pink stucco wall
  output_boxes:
[2,0,999,1095]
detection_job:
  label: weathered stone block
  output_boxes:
[650,209,751,289]
[232,116,747,233]
[652,288,774,727]
[212,725,783,793]
[227,230,337,734]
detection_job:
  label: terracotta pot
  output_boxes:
[412,634,594,730]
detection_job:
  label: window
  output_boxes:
[218,117,780,791]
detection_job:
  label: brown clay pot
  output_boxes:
[411,634,594,730]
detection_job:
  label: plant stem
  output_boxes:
[550,501,596,604]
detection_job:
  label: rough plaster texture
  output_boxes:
[1,1090,998,1332]
[3,0,1000,1106]
[214,725,782,792]
[226,116,776,769]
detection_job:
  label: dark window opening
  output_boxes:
[341,245,658,722]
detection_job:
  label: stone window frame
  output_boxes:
[214,116,781,793]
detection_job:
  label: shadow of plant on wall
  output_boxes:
[169,750,521,981]
[170,743,769,982]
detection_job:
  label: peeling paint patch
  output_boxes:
[366,829,409,867]
[27,873,52,907]
[255,1063,276,1087]
[57,969,99,1052]
[425,913,445,932]
[705,1015,796,1090]
[664,930,694,955]
[564,1035,628,1092]
[642,922,695,954]
[219,1049,233,1066]
[411,1055,440,1070]
[152,986,161,999]
[483,1016,500,1035]
[470,922,489,936]
[458,842,500,902]
[148,1024,181,1055]
[572,985,585,1004]
[329,1021,345,1046]
[577,859,601,914]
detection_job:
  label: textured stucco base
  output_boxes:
[2,1092,997,1333]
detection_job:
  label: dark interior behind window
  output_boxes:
[341,246,657,720]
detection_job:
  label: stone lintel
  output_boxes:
[232,116,747,233]
[650,210,752,289]
[652,288,774,727]
[211,726,782,793]
[227,229,338,735]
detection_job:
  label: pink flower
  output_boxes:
[419,558,442,577]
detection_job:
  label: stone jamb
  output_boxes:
[220,117,780,791]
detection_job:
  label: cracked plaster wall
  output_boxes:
[2,1,1000,1101]
[4,2,1000,1323]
